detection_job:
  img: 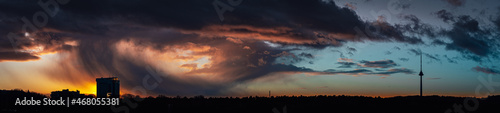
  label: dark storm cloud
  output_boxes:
[222,0,363,33]
[0,30,76,61]
[0,52,39,61]
[472,66,500,75]
[73,38,320,96]
[0,0,426,54]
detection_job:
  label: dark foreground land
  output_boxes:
[1,89,499,113]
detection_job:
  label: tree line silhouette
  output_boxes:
[1,89,500,113]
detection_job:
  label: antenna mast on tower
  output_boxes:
[418,50,424,96]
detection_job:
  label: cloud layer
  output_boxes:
[0,0,498,96]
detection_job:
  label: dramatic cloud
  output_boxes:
[0,0,495,96]
[0,0,427,61]
[427,10,500,62]
[393,10,500,62]
[0,52,39,62]
[472,66,500,75]
[0,31,77,62]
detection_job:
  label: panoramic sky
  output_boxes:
[1,0,500,97]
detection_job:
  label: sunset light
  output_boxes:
[1,0,500,112]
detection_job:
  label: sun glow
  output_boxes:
[80,83,97,95]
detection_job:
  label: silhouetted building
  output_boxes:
[50,89,85,99]
[96,77,120,98]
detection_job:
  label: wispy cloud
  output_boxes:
[359,60,397,68]
[472,66,500,75]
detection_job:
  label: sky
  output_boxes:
[1,0,500,97]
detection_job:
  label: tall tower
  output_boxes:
[418,52,424,96]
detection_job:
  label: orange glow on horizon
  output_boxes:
[79,83,97,95]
